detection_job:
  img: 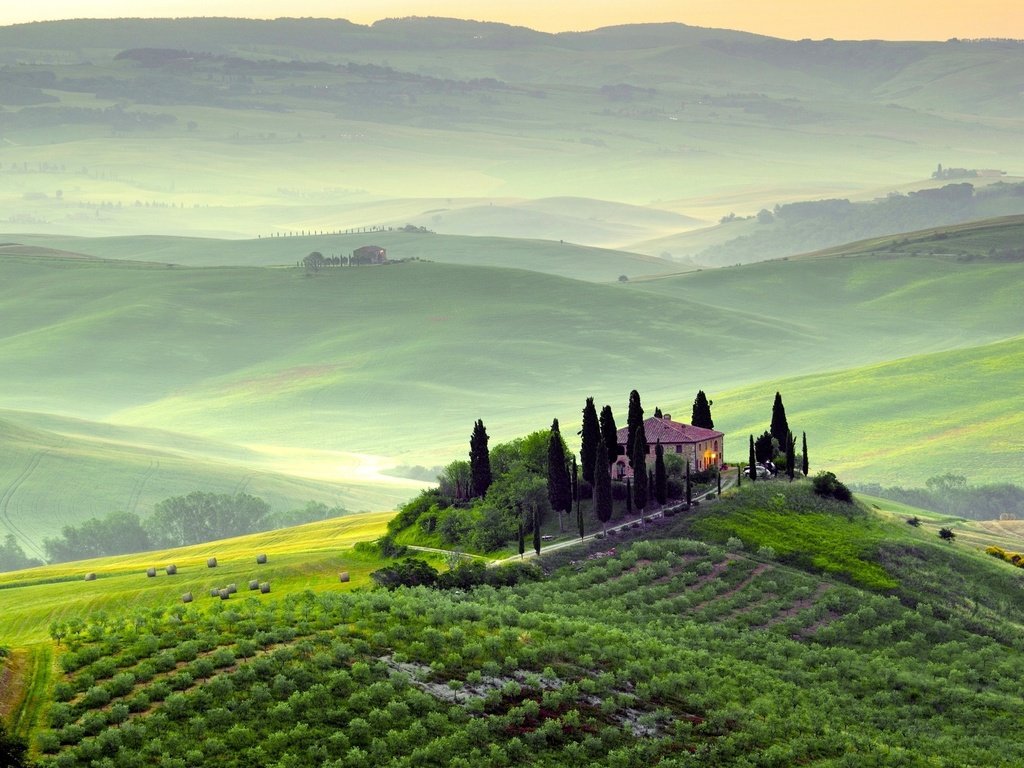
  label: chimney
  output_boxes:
[663,414,671,421]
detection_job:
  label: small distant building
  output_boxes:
[351,245,387,265]
[614,414,724,480]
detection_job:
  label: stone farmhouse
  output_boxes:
[614,414,724,480]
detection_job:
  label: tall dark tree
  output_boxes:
[691,390,714,429]
[749,434,757,482]
[572,455,580,514]
[599,404,619,469]
[625,477,633,517]
[517,516,525,560]
[770,391,789,449]
[626,389,644,467]
[654,440,667,505]
[469,419,492,498]
[686,460,692,504]
[547,419,572,524]
[594,435,613,534]
[580,397,601,485]
[654,406,663,418]
[632,422,648,523]
[533,505,541,556]
[576,478,585,542]
[802,432,809,476]
[754,430,775,465]
[786,432,796,481]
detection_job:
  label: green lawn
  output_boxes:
[0,512,396,648]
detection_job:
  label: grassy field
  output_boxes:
[4,231,679,282]
[7,481,1024,765]
[2,221,1024,543]
[0,511,396,649]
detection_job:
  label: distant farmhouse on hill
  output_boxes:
[614,414,724,480]
[352,245,387,265]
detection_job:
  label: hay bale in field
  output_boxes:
[259,582,271,594]
[256,553,268,564]
[248,580,259,591]
[166,564,177,575]
[84,572,97,581]
[219,589,230,600]
[210,588,220,597]
[339,571,350,583]
[226,583,237,594]
[182,592,193,603]
[146,567,157,578]
[207,557,218,568]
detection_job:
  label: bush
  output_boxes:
[811,471,852,502]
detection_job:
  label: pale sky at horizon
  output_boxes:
[1,1,1021,41]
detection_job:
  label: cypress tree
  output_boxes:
[572,455,580,515]
[654,440,667,505]
[770,392,789,449]
[654,406,663,418]
[802,432,809,476]
[580,397,600,485]
[691,390,714,429]
[626,389,644,467]
[469,419,492,498]
[749,434,757,482]
[599,404,619,470]
[686,460,692,505]
[594,437,613,534]
[547,419,572,519]
[786,432,796,481]
[533,505,541,557]
[632,423,648,523]
[625,477,633,517]
[577,481,585,542]
[737,463,741,487]
[518,518,525,560]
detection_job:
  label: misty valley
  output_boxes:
[1,16,1023,768]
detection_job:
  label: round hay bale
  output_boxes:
[146,567,157,578]
[84,572,97,581]
[219,589,230,600]
[259,582,271,594]
[226,583,237,594]
[182,592,194,603]
[248,579,259,591]
[207,557,218,568]
[210,588,220,598]
[338,571,350,583]
[166,564,177,575]
[256,553,268,564]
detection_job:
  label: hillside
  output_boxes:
[3,231,678,282]
[1,19,1022,241]
[629,181,1024,265]
[0,411,417,555]
[4,482,1024,766]
[2,222,1024,544]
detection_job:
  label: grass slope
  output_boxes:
[0,411,418,555]
[2,221,1024,545]
[6,231,680,282]
[0,511,395,648]
[7,482,1024,766]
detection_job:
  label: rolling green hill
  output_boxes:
[4,483,1024,765]
[3,231,679,282]
[2,220,1024,545]
[0,411,418,557]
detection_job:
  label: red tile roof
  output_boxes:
[616,415,723,446]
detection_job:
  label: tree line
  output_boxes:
[30,494,348,566]
[853,474,1024,521]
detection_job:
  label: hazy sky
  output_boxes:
[2,1,1021,40]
